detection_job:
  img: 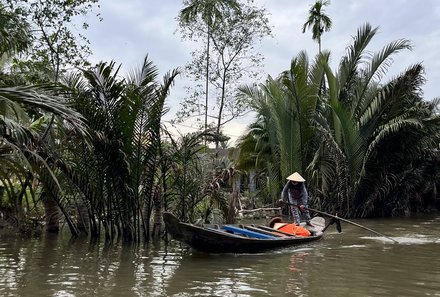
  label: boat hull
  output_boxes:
[163,212,324,253]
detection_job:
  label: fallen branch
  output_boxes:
[239,207,281,214]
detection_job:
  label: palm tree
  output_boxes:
[178,0,240,137]
[314,24,440,216]
[0,5,90,234]
[0,85,89,232]
[159,128,236,224]
[63,57,179,241]
[238,23,440,217]
[302,0,332,53]
[238,51,326,203]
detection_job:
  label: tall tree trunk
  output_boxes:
[215,68,228,149]
[41,191,60,233]
[318,36,322,54]
[204,26,210,147]
[142,197,152,242]
[75,196,89,234]
[151,186,162,239]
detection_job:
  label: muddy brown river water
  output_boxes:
[1,213,439,296]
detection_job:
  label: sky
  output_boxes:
[82,0,440,145]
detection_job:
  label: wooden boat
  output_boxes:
[163,212,325,253]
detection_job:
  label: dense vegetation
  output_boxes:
[237,24,440,217]
[0,1,439,243]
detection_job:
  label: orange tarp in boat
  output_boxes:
[274,223,311,237]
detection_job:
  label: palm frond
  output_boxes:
[338,23,378,90]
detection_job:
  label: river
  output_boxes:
[1,213,439,296]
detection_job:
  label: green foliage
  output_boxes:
[0,4,30,56]
[0,4,94,234]
[0,85,89,232]
[238,23,440,218]
[177,0,271,147]
[302,0,332,53]
[62,57,179,241]
[179,0,240,29]
[3,0,101,82]
[159,130,236,223]
[237,51,325,204]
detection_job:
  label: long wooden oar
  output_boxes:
[282,201,399,243]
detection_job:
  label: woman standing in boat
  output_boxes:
[280,172,312,226]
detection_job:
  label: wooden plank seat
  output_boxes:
[222,225,277,239]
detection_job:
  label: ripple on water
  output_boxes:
[340,244,368,248]
[360,235,437,245]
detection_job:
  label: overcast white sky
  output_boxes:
[83,0,440,145]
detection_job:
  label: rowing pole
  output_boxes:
[281,201,399,243]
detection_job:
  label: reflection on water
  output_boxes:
[288,250,309,272]
[0,213,439,296]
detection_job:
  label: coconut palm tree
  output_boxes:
[302,0,332,53]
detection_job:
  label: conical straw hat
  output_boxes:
[286,172,305,182]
